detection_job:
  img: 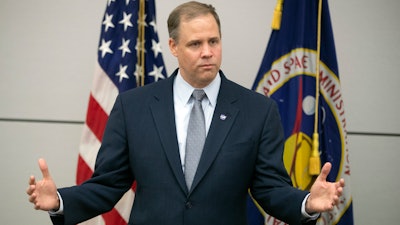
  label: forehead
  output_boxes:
[178,14,220,39]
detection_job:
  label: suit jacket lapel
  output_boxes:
[149,71,240,194]
[149,71,188,193]
[190,74,239,192]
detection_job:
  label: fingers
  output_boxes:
[317,162,332,181]
[336,179,345,198]
[27,177,38,207]
[333,195,339,204]
[38,158,51,179]
[28,158,57,211]
[330,179,345,210]
[28,191,36,203]
[26,176,36,195]
[28,175,35,185]
[339,178,345,187]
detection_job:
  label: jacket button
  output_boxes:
[185,201,192,209]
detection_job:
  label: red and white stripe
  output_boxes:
[76,63,134,225]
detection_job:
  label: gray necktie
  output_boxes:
[185,89,206,190]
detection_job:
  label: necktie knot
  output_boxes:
[192,89,206,102]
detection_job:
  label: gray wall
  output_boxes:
[1,0,399,224]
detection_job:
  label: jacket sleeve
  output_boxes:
[51,95,134,225]
[250,100,315,225]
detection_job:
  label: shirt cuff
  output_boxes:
[48,191,64,216]
[301,193,320,220]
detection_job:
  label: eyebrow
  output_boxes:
[188,36,220,43]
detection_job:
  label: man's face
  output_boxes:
[169,14,222,88]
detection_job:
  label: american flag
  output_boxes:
[76,0,167,224]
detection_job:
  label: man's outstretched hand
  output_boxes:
[306,162,345,214]
[26,158,60,211]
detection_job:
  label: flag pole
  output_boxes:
[138,0,145,86]
[309,0,323,175]
[271,0,284,30]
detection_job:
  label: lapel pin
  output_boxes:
[220,114,227,121]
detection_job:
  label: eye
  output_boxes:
[209,38,219,46]
[188,41,200,48]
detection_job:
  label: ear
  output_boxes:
[169,38,178,57]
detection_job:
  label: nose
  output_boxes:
[201,44,213,58]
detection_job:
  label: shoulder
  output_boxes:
[222,74,276,108]
[118,76,173,101]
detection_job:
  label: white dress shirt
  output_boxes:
[173,71,221,171]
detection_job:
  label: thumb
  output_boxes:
[38,158,51,179]
[317,162,332,182]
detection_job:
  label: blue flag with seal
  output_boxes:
[249,0,353,224]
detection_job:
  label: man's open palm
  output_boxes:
[27,158,59,211]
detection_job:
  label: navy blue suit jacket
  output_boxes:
[53,70,313,225]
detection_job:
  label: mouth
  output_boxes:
[199,64,215,69]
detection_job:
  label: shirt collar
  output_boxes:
[173,70,221,107]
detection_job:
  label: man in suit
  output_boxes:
[27,1,344,225]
